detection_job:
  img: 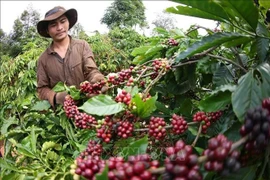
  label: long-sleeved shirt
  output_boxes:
[37,36,104,107]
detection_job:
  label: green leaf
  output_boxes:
[155,101,171,115]
[120,136,148,158]
[79,94,124,116]
[69,85,81,100]
[223,36,253,48]
[52,81,66,92]
[215,165,257,180]
[1,116,18,135]
[232,70,262,122]
[232,63,270,122]
[8,139,36,158]
[175,33,251,62]
[256,37,269,62]
[257,63,270,98]
[31,100,51,111]
[213,64,235,87]
[95,164,109,180]
[0,159,19,172]
[199,91,231,112]
[221,0,259,31]
[167,0,229,22]
[30,126,37,153]
[131,94,157,118]
[131,46,152,56]
[42,141,61,152]
[145,44,165,55]
[46,150,59,161]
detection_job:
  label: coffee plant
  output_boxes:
[1,0,270,180]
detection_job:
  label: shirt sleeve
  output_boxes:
[82,40,105,83]
[37,58,56,107]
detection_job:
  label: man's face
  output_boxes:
[47,15,69,41]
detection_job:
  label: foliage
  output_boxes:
[101,0,148,29]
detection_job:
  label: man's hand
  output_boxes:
[90,74,105,84]
[55,91,68,105]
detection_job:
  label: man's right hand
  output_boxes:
[55,91,68,105]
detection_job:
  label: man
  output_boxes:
[36,6,107,108]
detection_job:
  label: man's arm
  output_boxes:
[37,59,57,107]
[82,40,105,84]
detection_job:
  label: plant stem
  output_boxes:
[191,122,202,147]
[207,54,248,73]
[134,122,199,132]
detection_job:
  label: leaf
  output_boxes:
[52,81,66,92]
[232,63,270,122]
[70,85,81,100]
[167,0,229,22]
[8,139,36,158]
[221,0,259,31]
[175,33,251,62]
[215,165,257,180]
[1,116,18,135]
[213,64,235,87]
[79,94,125,116]
[31,100,51,111]
[256,37,269,62]
[131,46,152,56]
[155,101,171,115]
[42,141,61,152]
[232,70,262,122]
[257,63,270,98]
[200,85,236,112]
[0,159,19,172]
[46,150,59,161]
[199,91,231,112]
[30,126,37,153]
[95,164,109,180]
[145,44,165,55]
[131,94,157,118]
[120,136,148,158]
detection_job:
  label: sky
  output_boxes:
[1,1,217,36]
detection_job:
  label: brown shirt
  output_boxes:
[37,36,104,106]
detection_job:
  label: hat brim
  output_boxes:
[37,8,77,38]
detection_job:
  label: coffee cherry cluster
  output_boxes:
[193,111,211,133]
[203,134,241,174]
[74,155,106,180]
[240,105,270,148]
[64,95,79,119]
[80,80,106,95]
[167,38,179,46]
[117,121,134,138]
[115,89,132,105]
[107,66,134,86]
[171,114,188,135]
[150,59,171,80]
[207,111,223,122]
[77,140,103,159]
[74,112,97,129]
[107,154,159,180]
[164,140,202,180]
[96,116,113,143]
[148,116,167,140]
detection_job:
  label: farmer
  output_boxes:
[36,6,107,108]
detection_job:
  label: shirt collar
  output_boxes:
[47,35,73,55]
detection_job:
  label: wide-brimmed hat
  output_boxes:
[37,6,77,38]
